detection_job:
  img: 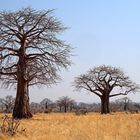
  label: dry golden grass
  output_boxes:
[0,112,140,140]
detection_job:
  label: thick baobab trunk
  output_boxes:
[13,44,32,119]
[13,80,32,119]
[100,94,110,114]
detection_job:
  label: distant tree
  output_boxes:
[110,101,121,112]
[78,102,88,109]
[56,99,63,112]
[69,100,77,111]
[0,8,72,118]
[57,96,73,112]
[0,95,15,113]
[134,103,140,111]
[30,102,41,114]
[77,102,97,112]
[40,98,53,110]
[116,97,132,111]
[74,65,139,114]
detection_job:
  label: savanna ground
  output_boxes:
[0,112,140,140]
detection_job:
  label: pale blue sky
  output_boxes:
[0,0,140,103]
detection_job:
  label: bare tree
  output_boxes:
[56,99,63,112]
[78,102,88,109]
[40,98,53,110]
[0,8,72,118]
[116,97,132,111]
[0,95,15,113]
[30,102,41,114]
[69,100,76,111]
[57,96,73,112]
[74,65,139,114]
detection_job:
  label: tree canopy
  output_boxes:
[0,7,71,88]
[0,7,72,118]
[74,65,139,113]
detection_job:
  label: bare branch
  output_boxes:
[74,65,139,99]
[0,7,72,88]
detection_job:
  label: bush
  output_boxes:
[0,115,26,136]
[75,109,88,115]
[44,108,52,113]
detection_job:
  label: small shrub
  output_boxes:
[44,108,52,113]
[75,109,88,115]
[0,115,26,136]
[129,110,139,114]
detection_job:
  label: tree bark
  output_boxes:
[100,94,110,114]
[13,80,32,119]
[13,43,32,119]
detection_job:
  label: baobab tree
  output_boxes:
[74,65,139,114]
[56,99,63,112]
[0,8,72,118]
[57,96,73,112]
[116,97,132,111]
[0,95,15,113]
[40,98,53,110]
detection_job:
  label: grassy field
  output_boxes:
[0,112,140,140]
